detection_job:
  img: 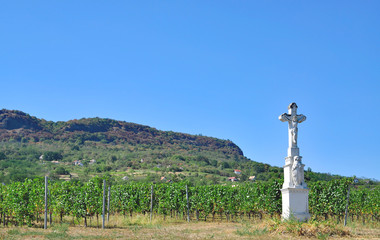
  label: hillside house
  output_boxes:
[228,177,239,182]
[73,160,83,166]
[234,169,242,174]
[89,159,96,165]
[249,176,256,181]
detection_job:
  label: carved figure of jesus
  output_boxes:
[279,103,306,148]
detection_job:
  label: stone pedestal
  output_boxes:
[281,151,310,221]
[281,188,310,221]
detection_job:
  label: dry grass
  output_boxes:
[0,214,378,240]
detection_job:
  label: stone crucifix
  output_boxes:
[279,102,310,221]
[279,103,306,149]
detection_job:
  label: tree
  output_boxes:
[253,164,265,173]
[219,162,230,169]
[110,155,117,163]
[55,167,69,175]
[44,151,63,161]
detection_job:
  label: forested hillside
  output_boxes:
[0,109,355,185]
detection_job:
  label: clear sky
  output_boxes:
[1,1,379,180]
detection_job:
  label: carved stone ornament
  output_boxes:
[291,156,304,186]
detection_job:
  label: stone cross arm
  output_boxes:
[279,113,306,123]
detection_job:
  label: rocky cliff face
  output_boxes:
[0,110,42,130]
[0,109,244,156]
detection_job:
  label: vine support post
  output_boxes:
[150,185,153,222]
[186,185,190,222]
[102,179,106,229]
[44,176,48,230]
[107,186,110,222]
[344,185,351,226]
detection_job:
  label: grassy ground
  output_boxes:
[0,215,378,240]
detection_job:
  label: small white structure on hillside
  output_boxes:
[249,176,256,181]
[228,177,238,182]
[73,160,83,166]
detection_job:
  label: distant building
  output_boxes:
[228,177,238,182]
[122,176,129,181]
[89,159,96,165]
[73,160,83,166]
[51,161,60,164]
[234,169,242,175]
[249,176,256,181]
[39,155,44,160]
[160,176,166,181]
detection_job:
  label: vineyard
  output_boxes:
[0,177,378,227]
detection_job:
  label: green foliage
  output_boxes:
[55,167,69,175]
[43,151,63,161]
[349,185,380,217]
[0,177,378,226]
[309,178,353,217]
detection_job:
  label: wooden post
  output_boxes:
[102,179,106,229]
[150,185,153,222]
[107,186,110,222]
[44,176,48,229]
[344,185,351,226]
[186,185,190,222]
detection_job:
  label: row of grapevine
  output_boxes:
[309,179,352,218]
[110,180,282,221]
[0,177,378,226]
[348,185,380,222]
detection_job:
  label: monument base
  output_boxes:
[281,187,310,222]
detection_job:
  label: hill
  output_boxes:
[0,109,242,155]
[0,109,351,184]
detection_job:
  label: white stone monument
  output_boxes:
[279,103,310,221]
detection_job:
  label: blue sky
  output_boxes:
[1,1,379,180]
